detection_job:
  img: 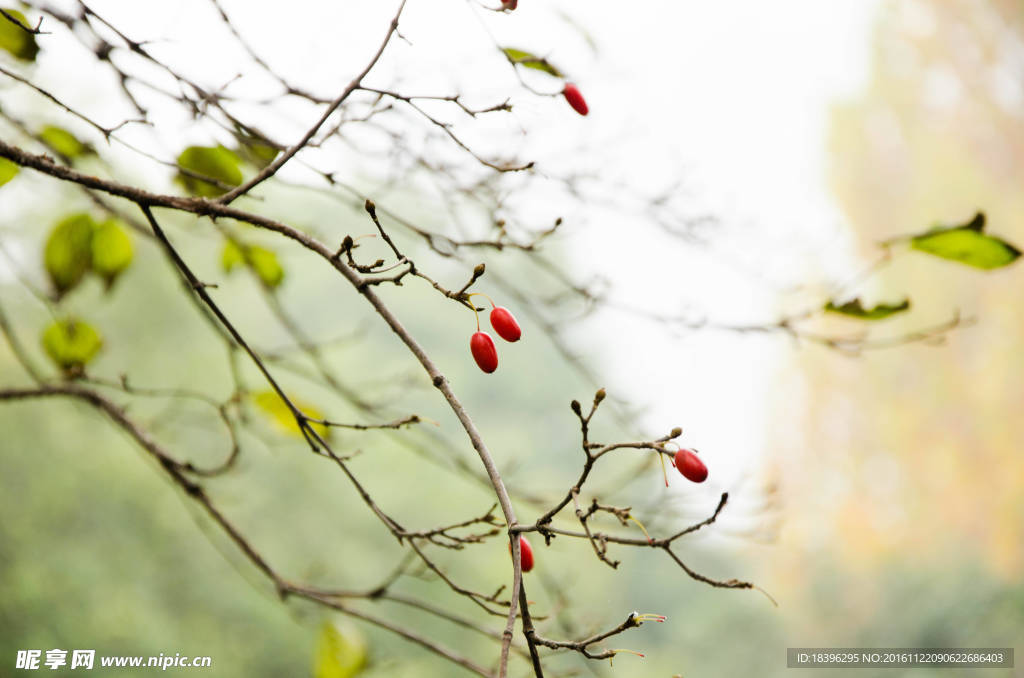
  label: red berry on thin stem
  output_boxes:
[490,307,522,342]
[674,448,708,483]
[501,0,517,9]
[562,83,588,116]
[509,535,534,572]
[470,331,498,373]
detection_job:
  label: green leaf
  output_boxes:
[41,318,102,372]
[910,212,1021,270]
[247,245,284,288]
[0,8,40,61]
[501,47,564,78]
[0,157,18,186]
[90,218,133,287]
[235,137,279,169]
[230,123,280,169]
[237,140,278,169]
[221,241,284,287]
[44,213,96,297]
[252,390,329,439]
[221,240,244,273]
[825,297,910,320]
[175,145,243,197]
[39,125,93,159]
[314,621,368,678]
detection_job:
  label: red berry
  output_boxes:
[470,331,498,373]
[509,535,534,572]
[489,307,521,342]
[674,448,707,483]
[501,0,517,9]
[562,83,588,116]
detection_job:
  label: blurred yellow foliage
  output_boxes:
[252,390,330,440]
[781,0,1024,580]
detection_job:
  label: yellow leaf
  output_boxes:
[221,240,244,273]
[314,621,367,678]
[0,157,18,187]
[252,390,328,440]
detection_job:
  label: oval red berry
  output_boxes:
[509,535,534,573]
[470,331,498,373]
[490,307,521,342]
[674,448,708,483]
[562,83,588,116]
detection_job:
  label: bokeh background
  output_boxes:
[1,1,1022,676]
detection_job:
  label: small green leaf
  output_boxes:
[314,621,368,678]
[825,297,910,320]
[231,123,280,169]
[243,142,278,169]
[175,145,243,197]
[235,136,279,169]
[0,8,40,61]
[501,47,564,78]
[910,212,1021,270]
[39,125,93,159]
[90,218,133,288]
[44,213,97,297]
[41,318,102,372]
[247,245,284,288]
[221,240,284,287]
[252,390,329,440]
[0,157,18,186]
[221,240,244,273]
